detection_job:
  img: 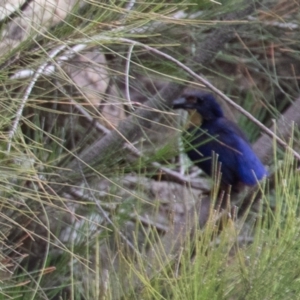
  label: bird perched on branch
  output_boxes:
[172,92,267,188]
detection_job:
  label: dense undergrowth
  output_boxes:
[0,0,300,299]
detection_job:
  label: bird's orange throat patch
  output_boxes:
[187,109,202,128]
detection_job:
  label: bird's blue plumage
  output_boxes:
[172,92,267,186]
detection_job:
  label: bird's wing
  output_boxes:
[234,137,267,185]
[213,119,266,185]
[185,118,266,186]
[186,124,240,185]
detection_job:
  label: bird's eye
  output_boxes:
[186,95,197,103]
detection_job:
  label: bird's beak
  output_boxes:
[172,97,201,126]
[172,97,189,109]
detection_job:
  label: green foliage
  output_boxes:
[112,149,300,300]
[1,0,300,299]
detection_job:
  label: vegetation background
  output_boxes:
[0,0,300,299]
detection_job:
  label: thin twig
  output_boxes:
[130,213,169,232]
[9,44,86,81]
[123,143,210,189]
[7,44,67,153]
[125,44,135,110]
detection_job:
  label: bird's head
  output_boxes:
[172,92,224,121]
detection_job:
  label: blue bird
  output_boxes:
[172,92,267,187]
